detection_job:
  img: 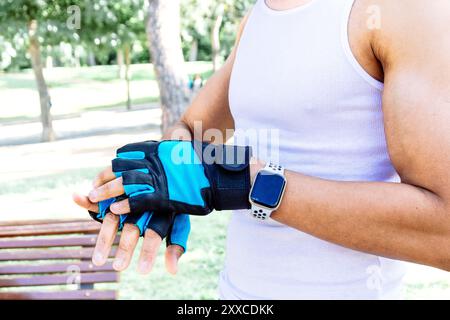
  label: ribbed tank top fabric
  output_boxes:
[219,0,407,299]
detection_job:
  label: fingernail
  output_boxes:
[89,190,97,199]
[113,257,124,270]
[92,252,104,265]
[170,266,178,275]
[168,258,178,275]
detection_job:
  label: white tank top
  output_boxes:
[220,0,407,299]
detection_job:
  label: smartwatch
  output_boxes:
[249,162,287,220]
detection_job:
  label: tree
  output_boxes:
[180,0,210,61]
[147,0,190,133]
[210,4,225,72]
[180,0,253,66]
[78,0,146,110]
[28,19,54,141]
[114,2,146,110]
[68,0,145,110]
[0,0,77,142]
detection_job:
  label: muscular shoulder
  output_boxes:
[369,0,450,69]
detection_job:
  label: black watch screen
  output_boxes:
[250,171,286,209]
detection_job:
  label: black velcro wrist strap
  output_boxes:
[198,142,252,211]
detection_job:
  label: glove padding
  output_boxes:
[112,140,252,216]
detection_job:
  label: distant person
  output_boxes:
[188,74,203,93]
[192,74,203,91]
[188,77,194,90]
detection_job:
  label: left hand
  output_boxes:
[87,140,252,217]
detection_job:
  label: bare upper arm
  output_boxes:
[181,11,252,142]
[375,0,450,200]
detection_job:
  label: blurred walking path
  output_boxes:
[0,103,160,146]
[0,104,162,220]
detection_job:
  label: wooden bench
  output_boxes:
[0,219,119,300]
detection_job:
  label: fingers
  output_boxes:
[72,193,99,212]
[164,214,190,275]
[93,166,116,188]
[92,213,119,266]
[165,245,184,275]
[110,199,131,215]
[137,229,163,275]
[88,177,124,203]
[113,224,140,271]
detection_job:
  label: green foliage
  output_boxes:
[0,0,254,71]
[0,0,82,70]
[0,0,147,69]
[75,0,146,51]
[181,0,254,61]
[0,0,81,43]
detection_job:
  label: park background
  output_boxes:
[0,0,449,299]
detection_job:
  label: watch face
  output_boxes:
[250,171,286,209]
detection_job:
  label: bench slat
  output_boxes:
[0,261,115,275]
[0,272,119,288]
[0,219,90,227]
[0,289,117,300]
[0,219,119,300]
[0,235,119,249]
[0,247,117,261]
[0,221,101,238]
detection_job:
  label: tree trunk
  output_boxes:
[74,45,81,68]
[28,20,55,142]
[124,45,132,110]
[87,51,96,66]
[45,55,54,69]
[147,0,190,134]
[117,48,125,79]
[211,5,224,72]
[188,39,198,62]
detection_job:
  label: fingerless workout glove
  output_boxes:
[112,140,252,216]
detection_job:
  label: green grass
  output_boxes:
[119,213,229,300]
[74,96,160,112]
[0,167,103,195]
[0,62,213,123]
[0,62,212,90]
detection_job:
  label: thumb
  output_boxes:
[72,193,99,212]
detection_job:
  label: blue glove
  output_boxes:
[111,140,252,216]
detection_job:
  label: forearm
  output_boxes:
[162,121,192,140]
[161,66,235,143]
[250,162,450,270]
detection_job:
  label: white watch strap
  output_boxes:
[250,204,272,220]
[266,162,285,176]
[250,162,285,220]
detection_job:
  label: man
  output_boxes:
[74,0,450,299]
